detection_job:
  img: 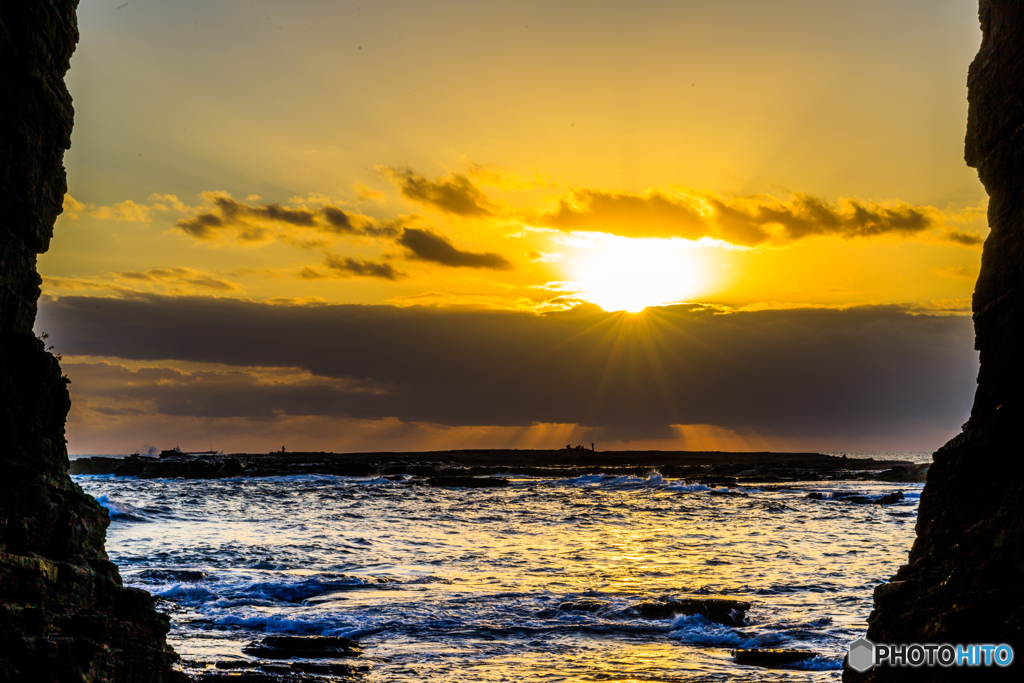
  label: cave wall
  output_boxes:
[0,2,181,681]
[844,0,1024,679]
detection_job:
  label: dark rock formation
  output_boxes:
[733,648,818,669]
[844,1,1024,679]
[620,598,750,626]
[0,2,181,680]
[241,636,362,660]
[553,597,750,626]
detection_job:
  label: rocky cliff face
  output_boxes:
[0,2,181,681]
[844,1,1024,680]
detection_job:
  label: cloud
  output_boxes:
[40,295,977,444]
[147,193,191,213]
[174,192,397,243]
[382,167,495,216]
[533,190,715,240]
[323,254,404,280]
[321,205,357,233]
[90,199,153,222]
[397,228,514,270]
[729,193,933,240]
[937,265,980,280]
[465,162,552,190]
[62,194,86,219]
[529,189,941,245]
[527,251,564,263]
[63,361,367,421]
[176,211,225,239]
[42,268,241,295]
[352,183,385,202]
[115,267,240,291]
[61,195,154,223]
[945,230,984,247]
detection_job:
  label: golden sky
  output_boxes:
[39,0,986,454]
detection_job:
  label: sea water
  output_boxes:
[74,463,923,681]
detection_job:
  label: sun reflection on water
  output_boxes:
[77,473,920,681]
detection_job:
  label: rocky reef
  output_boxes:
[844,1,1024,679]
[69,449,927,485]
[0,2,181,680]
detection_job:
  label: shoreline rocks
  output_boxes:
[734,648,818,669]
[241,636,362,660]
[69,450,928,485]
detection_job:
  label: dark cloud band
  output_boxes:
[39,295,976,442]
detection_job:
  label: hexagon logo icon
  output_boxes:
[848,638,875,672]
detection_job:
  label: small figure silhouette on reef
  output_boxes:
[591,443,595,451]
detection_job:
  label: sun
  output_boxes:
[569,237,708,312]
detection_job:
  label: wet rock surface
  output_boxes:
[843,2,1024,680]
[0,2,181,680]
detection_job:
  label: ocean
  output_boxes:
[73,456,925,681]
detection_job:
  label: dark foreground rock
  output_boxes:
[0,1,181,680]
[844,2,1024,680]
[734,649,818,668]
[242,636,362,659]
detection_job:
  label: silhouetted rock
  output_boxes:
[871,465,928,483]
[0,1,181,680]
[621,598,750,626]
[875,491,904,506]
[67,455,120,474]
[242,635,362,659]
[844,2,1024,680]
[734,649,817,668]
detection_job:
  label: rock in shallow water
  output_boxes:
[733,648,818,668]
[242,636,362,659]
[622,598,751,626]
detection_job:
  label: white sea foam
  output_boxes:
[93,494,148,521]
[668,614,783,648]
[156,583,216,600]
[791,655,844,671]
